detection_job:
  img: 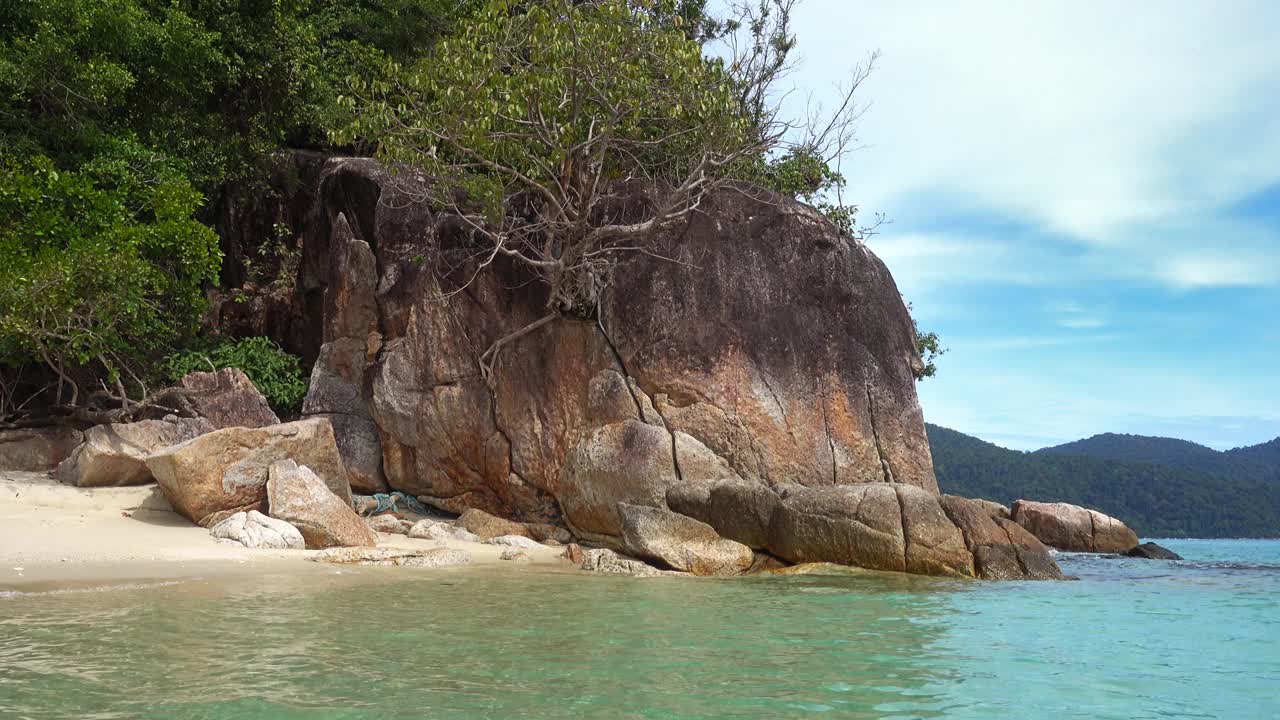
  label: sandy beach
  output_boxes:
[0,471,566,592]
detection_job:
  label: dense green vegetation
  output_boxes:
[929,423,1280,538]
[1039,433,1280,482]
[162,337,307,416]
[2,0,939,411]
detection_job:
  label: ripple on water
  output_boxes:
[0,541,1278,719]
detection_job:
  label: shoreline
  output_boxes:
[0,471,567,593]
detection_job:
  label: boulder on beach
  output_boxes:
[0,426,84,472]
[311,547,472,567]
[55,418,212,487]
[365,514,412,535]
[617,502,753,576]
[266,459,375,549]
[579,548,666,577]
[1011,500,1139,554]
[177,368,279,429]
[457,508,570,543]
[145,417,352,526]
[1126,542,1183,560]
[209,510,305,550]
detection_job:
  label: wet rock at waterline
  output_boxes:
[1126,542,1184,560]
[311,547,473,567]
[617,502,754,576]
[1011,500,1139,554]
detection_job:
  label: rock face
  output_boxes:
[237,155,1061,580]
[1126,542,1183,560]
[290,157,930,526]
[0,427,83,472]
[299,214,388,494]
[939,496,1063,580]
[55,418,212,487]
[145,418,353,526]
[1011,500,1139,553]
[266,459,374,548]
[178,368,279,429]
[617,503,753,576]
[209,510,305,549]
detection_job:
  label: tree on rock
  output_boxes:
[336,0,872,381]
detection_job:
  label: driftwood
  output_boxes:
[0,385,212,432]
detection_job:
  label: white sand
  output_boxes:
[0,471,567,590]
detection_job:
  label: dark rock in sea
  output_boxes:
[1125,542,1184,560]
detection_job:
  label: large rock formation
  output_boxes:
[245,155,1061,580]
[55,418,212,487]
[266,459,375,548]
[145,417,352,526]
[178,368,280,429]
[0,427,83,472]
[617,502,754,576]
[1011,500,1139,554]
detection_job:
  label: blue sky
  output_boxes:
[779,1,1280,450]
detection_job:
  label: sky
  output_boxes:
[774,0,1280,451]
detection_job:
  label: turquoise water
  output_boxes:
[2,539,1278,719]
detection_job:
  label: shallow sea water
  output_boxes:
[2,539,1278,719]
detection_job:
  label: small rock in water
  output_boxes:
[484,534,542,549]
[500,548,531,563]
[1125,542,1184,561]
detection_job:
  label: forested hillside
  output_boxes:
[1039,433,1279,482]
[928,424,1280,538]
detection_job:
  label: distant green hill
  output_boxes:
[927,424,1280,539]
[1037,433,1279,482]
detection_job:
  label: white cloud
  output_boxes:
[788,1,1280,254]
[1159,254,1278,289]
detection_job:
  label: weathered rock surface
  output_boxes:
[56,418,212,487]
[365,514,412,535]
[209,510,305,550]
[145,418,352,526]
[500,548,531,562]
[287,157,933,543]
[456,508,569,543]
[767,484,971,577]
[300,215,388,494]
[266,460,374,548]
[0,427,83,472]
[617,503,753,576]
[1126,542,1183,560]
[483,534,543,550]
[1012,500,1139,554]
[939,495,1063,580]
[579,548,666,577]
[311,547,472,567]
[178,368,279,429]
[223,155,1067,580]
[972,499,1011,520]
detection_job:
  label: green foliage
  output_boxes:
[927,423,1280,538]
[1040,433,1280,483]
[1,0,463,194]
[162,336,306,415]
[0,138,221,399]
